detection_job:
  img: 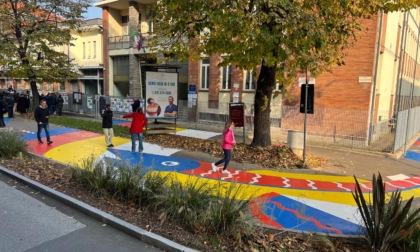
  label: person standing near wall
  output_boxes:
[0,94,6,127]
[57,95,64,116]
[131,98,140,112]
[211,120,236,174]
[6,91,14,118]
[123,107,147,153]
[101,104,114,148]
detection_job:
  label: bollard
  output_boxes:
[287,130,304,156]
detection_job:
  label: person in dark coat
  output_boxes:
[131,98,141,112]
[6,91,14,118]
[17,93,28,114]
[0,94,6,127]
[56,95,64,116]
[101,104,114,147]
[34,99,52,144]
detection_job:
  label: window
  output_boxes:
[221,65,232,90]
[244,71,256,90]
[71,81,78,92]
[113,56,129,82]
[82,69,97,76]
[88,42,91,59]
[93,41,96,59]
[58,82,65,91]
[147,11,155,33]
[121,16,129,24]
[201,58,210,89]
[83,42,85,59]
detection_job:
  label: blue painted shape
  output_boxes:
[404,151,420,162]
[4,118,9,124]
[263,195,364,235]
[24,127,81,141]
[106,149,200,172]
[113,120,129,125]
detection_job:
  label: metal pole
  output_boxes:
[303,70,309,165]
[403,16,420,155]
[368,11,384,146]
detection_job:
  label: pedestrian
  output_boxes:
[57,95,64,116]
[212,120,236,174]
[34,99,53,144]
[101,104,114,147]
[0,95,6,127]
[131,97,140,112]
[123,107,147,153]
[17,93,28,114]
[6,91,14,118]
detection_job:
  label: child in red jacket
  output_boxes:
[123,107,147,153]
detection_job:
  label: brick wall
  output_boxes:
[282,17,380,136]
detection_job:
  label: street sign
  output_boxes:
[229,102,245,127]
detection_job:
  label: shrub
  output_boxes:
[152,176,213,232]
[72,155,117,197]
[395,216,420,252]
[72,155,170,206]
[0,130,28,158]
[203,181,253,235]
[353,173,420,252]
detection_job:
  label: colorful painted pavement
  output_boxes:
[405,138,420,162]
[20,124,420,236]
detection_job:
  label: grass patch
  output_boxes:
[50,117,130,138]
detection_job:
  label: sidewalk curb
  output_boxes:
[0,165,198,252]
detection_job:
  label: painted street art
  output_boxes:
[20,126,420,236]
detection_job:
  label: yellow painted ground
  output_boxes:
[43,136,130,166]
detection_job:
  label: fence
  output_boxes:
[58,93,419,153]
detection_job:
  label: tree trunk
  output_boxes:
[251,63,276,147]
[30,80,40,111]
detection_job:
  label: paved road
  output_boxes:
[0,173,162,252]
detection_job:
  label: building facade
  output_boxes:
[94,0,420,149]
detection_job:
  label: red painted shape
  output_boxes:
[118,122,132,127]
[249,193,283,228]
[27,131,101,155]
[414,140,420,145]
[183,166,417,192]
[268,200,343,235]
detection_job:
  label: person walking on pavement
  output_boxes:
[212,120,236,174]
[123,107,147,153]
[57,95,64,116]
[101,104,114,147]
[34,100,53,144]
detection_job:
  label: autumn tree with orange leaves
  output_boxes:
[0,0,91,107]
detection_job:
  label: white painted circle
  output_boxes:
[162,161,179,166]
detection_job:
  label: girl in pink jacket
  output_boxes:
[212,120,236,173]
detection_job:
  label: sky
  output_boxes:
[84,5,102,20]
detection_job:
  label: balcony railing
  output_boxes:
[108,34,150,51]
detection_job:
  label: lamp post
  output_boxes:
[303,69,310,165]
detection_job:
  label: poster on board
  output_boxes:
[145,71,178,118]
